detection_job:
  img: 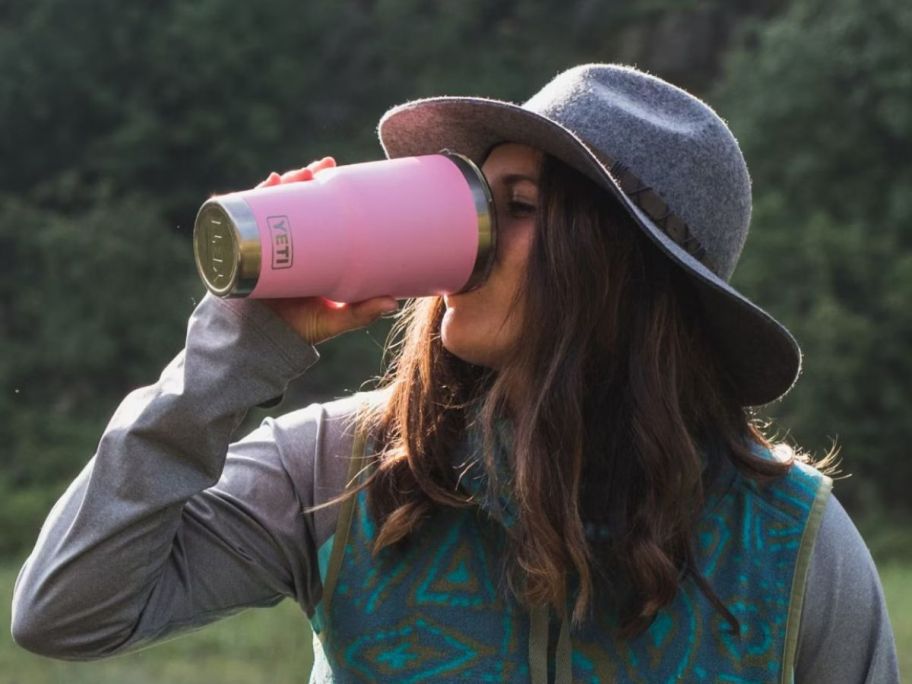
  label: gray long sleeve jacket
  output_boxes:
[10,293,901,682]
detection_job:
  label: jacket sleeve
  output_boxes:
[795,493,901,683]
[10,292,323,661]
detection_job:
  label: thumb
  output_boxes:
[349,297,398,324]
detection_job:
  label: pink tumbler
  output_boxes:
[192,151,496,301]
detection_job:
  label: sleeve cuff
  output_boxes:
[202,292,320,378]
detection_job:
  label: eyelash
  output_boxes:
[508,200,536,216]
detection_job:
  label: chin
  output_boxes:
[441,323,490,368]
[440,326,470,362]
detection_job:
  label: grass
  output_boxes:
[2,549,908,682]
[880,563,911,679]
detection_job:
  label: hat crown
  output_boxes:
[523,64,752,281]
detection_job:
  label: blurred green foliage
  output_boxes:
[0,0,909,564]
[717,0,912,514]
[0,195,198,554]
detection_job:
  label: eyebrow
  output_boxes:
[499,173,540,186]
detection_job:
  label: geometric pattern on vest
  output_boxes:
[569,457,830,683]
[313,486,530,682]
[309,427,831,683]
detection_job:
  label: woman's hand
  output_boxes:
[254,157,399,346]
[254,156,337,188]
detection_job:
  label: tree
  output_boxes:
[716,0,912,514]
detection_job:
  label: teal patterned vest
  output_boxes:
[307,414,831,683]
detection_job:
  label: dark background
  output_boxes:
[2,0,910,562]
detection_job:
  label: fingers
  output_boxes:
[255,171,282,188]
[346,297,399,327]
[280,167,314,182]
[257,157,336,189]
[288,157,335,179]
[309,156,336,172]
[263,294,398,346]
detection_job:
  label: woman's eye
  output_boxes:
[507,200,536,217]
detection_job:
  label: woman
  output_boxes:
[11,64,899,682]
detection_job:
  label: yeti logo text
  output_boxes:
[268,216,293,269]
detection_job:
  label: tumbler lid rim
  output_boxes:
[193,197,261,297]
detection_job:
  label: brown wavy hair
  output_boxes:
[308,147,836,637]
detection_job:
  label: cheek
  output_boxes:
[495,220,534,267]
[499,226,535,287]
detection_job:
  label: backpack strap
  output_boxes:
[321,413,371,617]
[781,471,833,682]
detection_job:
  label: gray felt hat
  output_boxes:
[376,63,801,407]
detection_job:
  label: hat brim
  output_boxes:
[377,96,801,407]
